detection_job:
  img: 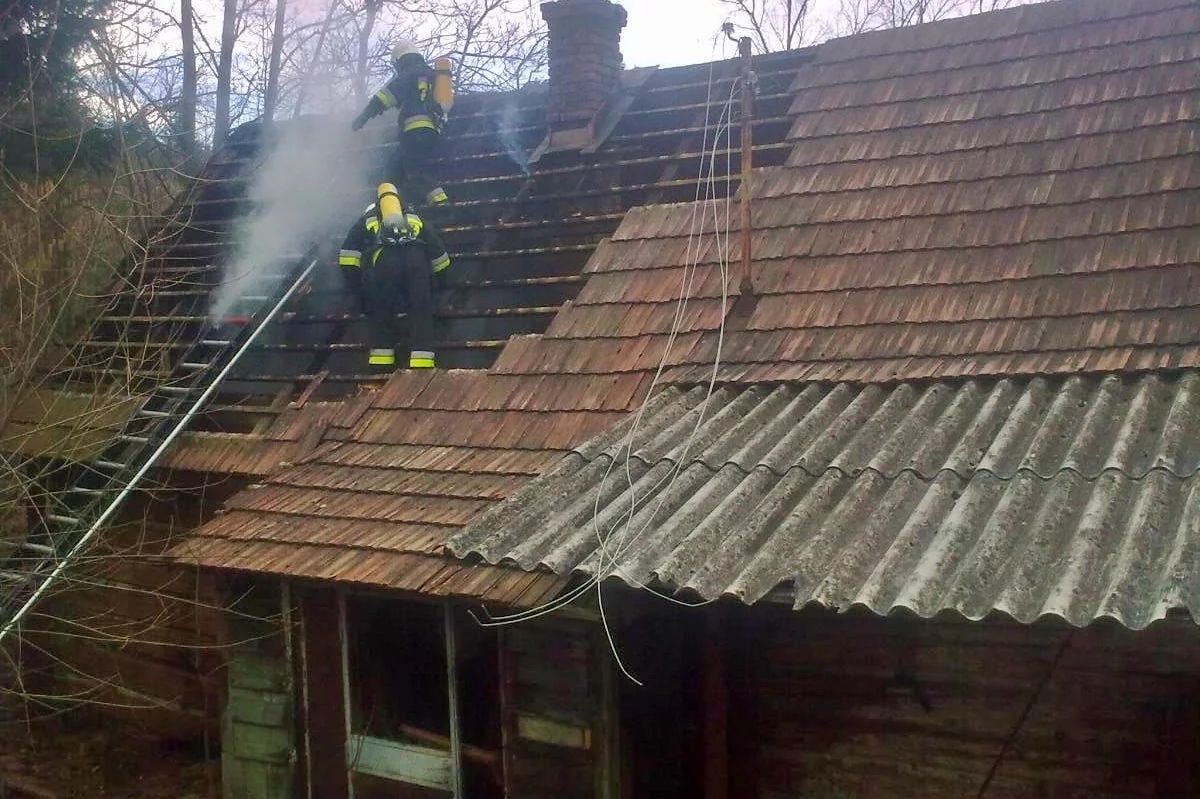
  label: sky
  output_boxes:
[613,0,840,69]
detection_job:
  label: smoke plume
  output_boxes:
[208,116,376,324]
[496,100,531,177]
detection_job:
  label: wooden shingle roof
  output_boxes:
[496,0,1200,384]
[170,0,1200,593]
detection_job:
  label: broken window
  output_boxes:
[345,597,502,799]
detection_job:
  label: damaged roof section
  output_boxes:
[55,46,814,434]
[450,372,1200,629]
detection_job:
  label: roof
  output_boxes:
[171,0,1200,613]
[46,48,812,446]
[449,372,1200,628]
[171,371,642,600]
[492,0,1200,384]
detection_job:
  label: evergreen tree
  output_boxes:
[0,0,114,175]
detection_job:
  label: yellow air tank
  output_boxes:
[377,183,405,229]
[434,57,454,113]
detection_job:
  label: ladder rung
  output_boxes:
[119,434,151,445]
[180,361,211,371]
[239,295,269,302]
[47,513,81,526]
[138,409,173,419]
[94,459,126,472]
[68,486,103,495]
[158,385,192,395]
[18,542,54,557]
[200,339,232,347]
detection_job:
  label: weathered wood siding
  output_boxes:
[500,617,615,799]
[298,586,349,799]
[741,607,1200,799]
[30,473,246,738]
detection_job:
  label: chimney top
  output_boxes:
[540,0,628,27]
[540,0,628,136]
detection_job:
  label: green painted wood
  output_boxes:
[228,686,290,727]
[228,652,288,692]
[222,587,295,799]
[348,734,451,791]
[230,720,293,765]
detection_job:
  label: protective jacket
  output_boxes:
[352,53,443,135]
[339,204,451,371]
[338,203,450,272]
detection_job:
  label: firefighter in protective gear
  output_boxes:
[339,184,452,372]
[351,41,450,209]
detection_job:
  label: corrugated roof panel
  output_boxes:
[450,372,1200,629]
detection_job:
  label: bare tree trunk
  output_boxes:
[292,0,342,117]
[180,0,197,165]
[214,0,239,149]
[263,0,287,122]
[354,0,381,108]
[720,0,811,52]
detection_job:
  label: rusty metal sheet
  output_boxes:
[450,372,1200,630]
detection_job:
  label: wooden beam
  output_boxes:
[703,607,728,799]
[444,603,464,799]
[337,591,355,799]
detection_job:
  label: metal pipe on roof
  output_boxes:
[729,36,760,325]
[739,36,755,298]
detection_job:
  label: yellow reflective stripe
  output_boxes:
[431,253,450,273]
[366,217,380,233]
[403,114,436,132]
[425,187,448,205]
[405,214,423,236]
[417,77,429,102]
[408,351,435,368]
[339,249,361,268]
[368,348,395,365]
[375,88,397,108]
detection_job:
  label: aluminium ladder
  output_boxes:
[0,245,324,646]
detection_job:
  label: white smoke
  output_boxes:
[208,116,378,324]
[496,100,531,177]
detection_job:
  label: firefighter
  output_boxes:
[351,40,451,209]
[339,183,451,372]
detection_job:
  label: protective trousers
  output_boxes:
[361,246,435,371]
[390,127,448,208]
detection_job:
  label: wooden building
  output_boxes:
[5,0,1200,796]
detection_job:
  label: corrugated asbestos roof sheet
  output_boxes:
[450,372,1200,628]
[492,0,1200,385]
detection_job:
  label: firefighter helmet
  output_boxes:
[392,40,420,68]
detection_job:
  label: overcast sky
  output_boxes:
[613,0,841,68]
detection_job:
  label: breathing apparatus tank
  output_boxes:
[434,57,454,114]
[378,183,405,228]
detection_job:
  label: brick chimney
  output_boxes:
[541,0,627,130]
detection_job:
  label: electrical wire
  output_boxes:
[473,32,746,685]
[476,56,738,636]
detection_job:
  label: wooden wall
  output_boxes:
[26,469,247,738]
[500,616,616,799]
[737,606,1200,799]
